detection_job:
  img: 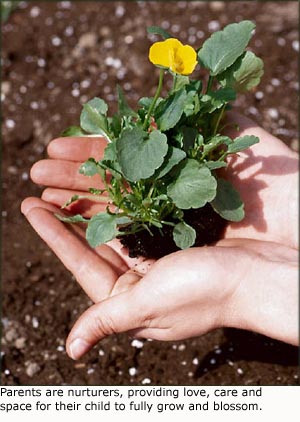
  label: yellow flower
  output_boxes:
[149,38,197,75]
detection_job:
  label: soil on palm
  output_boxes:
[119,204,227,258]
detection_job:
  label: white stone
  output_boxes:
[30,6,40,18]
[129,367,137,376]
[51,36,62,47]
[131,339,144,349]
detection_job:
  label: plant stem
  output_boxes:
[172,72,177,92]
[206,75,213,94]
[213,104,226,136]
[143,68,164,130]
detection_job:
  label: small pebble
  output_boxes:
[6,119,15,129]
[210,358,216,365]
[178,344,186,351]
[15,337,26,349]
[237,368,244,375]
[271,78,281,87]
[115,5,125,17]
[78,33,97,49]
[192,358,199,365]
[26,362,41,377]
[129,367,137,376]
[141,377,151,385]
[51,36,62,47]
[64,26,74,37]
[32,317,39,328]
[21,172,29,181]
[255,91,264,100]
[277,37,286,46]
[5,328,17,342]
[131,339,144,349]
[208,20,220,32]
[292,40,299,52]
[268,108,279,119]
[8,166,18,175]
[209,1,225,11]
[30,6,40,18]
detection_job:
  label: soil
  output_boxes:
[1,1,299,386]
[120,205,227,258]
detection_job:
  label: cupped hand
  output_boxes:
[29,113,298,249]
[20,195,300,359]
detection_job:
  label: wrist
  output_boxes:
[221,248,298,345]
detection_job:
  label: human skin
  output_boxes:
[21,113,299,359]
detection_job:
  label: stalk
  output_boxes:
[143,68,164,130]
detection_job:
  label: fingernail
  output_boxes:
[68,338,90,360]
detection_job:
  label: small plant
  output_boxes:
[59,21,264,258]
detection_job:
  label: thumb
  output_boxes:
[66,289,147,360]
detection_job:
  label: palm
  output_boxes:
[23,112,298,304]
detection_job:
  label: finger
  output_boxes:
[21,197,129,276]
[30,159,106,191]
[47,136,107,162]
[41,188,108,218]
[22,205,122,302]
[66,289,148,359]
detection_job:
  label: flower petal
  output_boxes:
[177,45,197,75]
[149,38,197,75]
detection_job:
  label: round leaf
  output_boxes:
[86,213,118,248]
[210,178,244,221]
[117,128,168,181]
[198,20,256,75]
[167,159,217,209]
[173,222,196,249]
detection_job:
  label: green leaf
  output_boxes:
[55,214,89,223]
[167,159,217,209]
[80,97,110,137]
[62,195,80,208]
[198,20,256,76]
[173,221,196,249]
[86,213,118,247]
[89,188,105,195]
[211,178,244,221]
[227,135,259,154]
[117,85,137,117]
[103,142,117,161]
[110,113,122,138]
[218,51,264,92]
[173,75,190,92]
[147,26,172,39]
[79,158,99,176]
[154,147,186,179]
[155,89,187,131]
[201,87,236,113]
[61,126,86,137]
[202,135,232,157]
[117,128,168,181]
[204,161,227,170]
[138,97,153,109]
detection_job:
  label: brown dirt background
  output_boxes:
[1,1,299,385]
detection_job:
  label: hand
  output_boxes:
[21,113,299,358]
[29,113,298,249]
[20,195,300,359]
